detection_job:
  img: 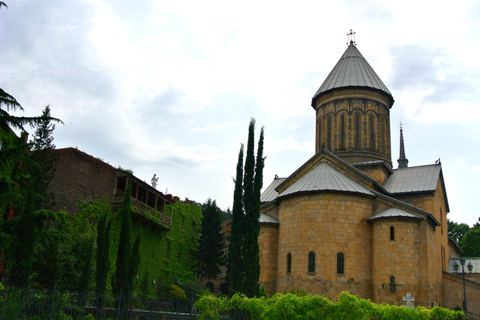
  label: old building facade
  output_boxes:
[258,40,479,310]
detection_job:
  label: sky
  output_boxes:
[1,0,480,226]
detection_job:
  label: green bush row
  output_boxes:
[194,291,466,320]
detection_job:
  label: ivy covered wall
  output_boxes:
[108,200,202,296]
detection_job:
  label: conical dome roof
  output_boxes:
[312,43,393,105]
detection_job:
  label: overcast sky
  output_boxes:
[1,0,479,226]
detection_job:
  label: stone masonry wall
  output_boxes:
[371,219,422,306]
[258,223,279,296]
[444,272,480,315]
[276,192,373,301]
[49,148,117,214]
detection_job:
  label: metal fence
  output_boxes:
[0,287,200,320]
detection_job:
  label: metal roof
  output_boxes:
[367,207,423,222]
[279,162,373,197]
[383,164,441,194]
[312,44,393,103]
[259,213,279,224]
[261,177,286,203]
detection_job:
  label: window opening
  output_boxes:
[287,253,292,274]
[390,226,395,241]
[337,253,345,274]
[390,276,396,293]
[308,252,315,273]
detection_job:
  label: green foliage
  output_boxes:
[228,143,245,295]
[169,284,187,299]
[198,199,225,281]
[448,219,470,243]
[459,226,480,256]
[112,185,133,298]
[228,119,264,297]
[78,236,95,293]
[194,292,466,320]
[116,166,133,174]
[29,105,58,210]
[96,204,113,295]
[1,182,69,288]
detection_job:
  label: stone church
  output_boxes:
[258,39,460,308]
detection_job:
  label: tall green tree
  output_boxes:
[0,182,66,288]
[459,219,480,257]
[96,208,113,296]
[197,199,225,283]
[113,185,133,298]
[78,236,95,293]
[447,219,470,243]
[29,105,58,210]
[227,143,245,295]
[227,119,265,297]
[112,185,141,301]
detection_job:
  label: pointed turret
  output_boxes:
[312,34,394,168]
[397,124,409,168]
[312,42,394,107]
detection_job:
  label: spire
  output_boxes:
[397,122,409,168]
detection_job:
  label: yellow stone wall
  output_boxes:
[258,223,279,296]
[392,175,450,306]
[275,192,373,301]
[313,88,392,167]
[371,219,423,306]
[444,272,480,315]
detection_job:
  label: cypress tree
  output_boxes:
[242,120,264,297]
[29,105,59,210]
[112,185,132,299]
[227,118,265,297]
[78,236,95,293]
[197,199,224,283]
[96,208,112,297]
[227,144,245,295]
[128,233,141,295]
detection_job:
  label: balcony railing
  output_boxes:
[113,195,172,230]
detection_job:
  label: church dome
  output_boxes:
[312,43,394,107]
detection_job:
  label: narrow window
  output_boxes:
[355,114,360,149]
[381,119,385,153]
[390,276,396,293]
[390,226,395,241]
[308,252,315,273]
[287,253,292,274]
[337,253,344,274]
[340,114,345,150]
[318,119,323,149]
[327,116,332,150]
[370,115,375,150]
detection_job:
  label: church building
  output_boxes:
[258,38,458,308]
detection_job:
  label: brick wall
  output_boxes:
[49,148,117,214]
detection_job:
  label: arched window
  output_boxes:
[340,114,346,150]
[327,116,332,150]
[369,115,375,150]
[337,253,345,274]
[390,276,396,293]
[308,252,315,273]
[318,119,323,149]
[355,114,360,149]
[390,226,395,241]
[381,118,385,153]
[287,253,292,274]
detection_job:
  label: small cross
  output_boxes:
[347,29,356,46]
[402,292,415,308]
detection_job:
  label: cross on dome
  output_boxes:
[347,29,356,46]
